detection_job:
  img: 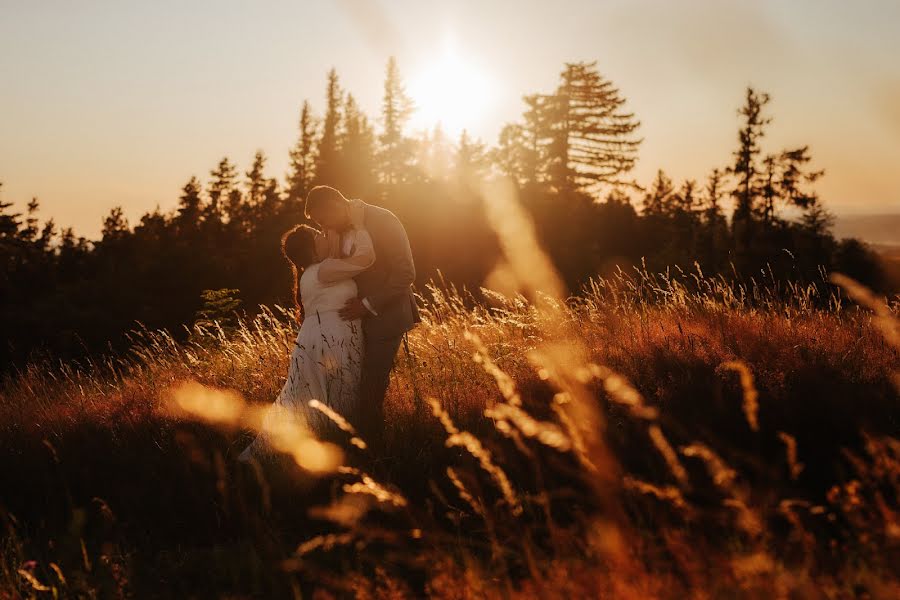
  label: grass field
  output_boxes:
[3,188,900,598]
[2,262,899,598]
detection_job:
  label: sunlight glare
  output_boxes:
[408,45,495,137]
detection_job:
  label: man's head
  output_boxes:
[305,185,352,232]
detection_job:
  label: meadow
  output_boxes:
[2,254,899,598]
[4,3,900,596]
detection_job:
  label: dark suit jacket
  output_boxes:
[355,201,420,340]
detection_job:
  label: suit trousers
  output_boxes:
[357,331,405,453]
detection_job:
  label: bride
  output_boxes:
[238,220,375,462]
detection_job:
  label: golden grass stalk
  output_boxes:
[777,431,804,480]
[308,399,367,450]
[446,467,486,516]
[484,402,571,451]
[623,475,690,512]
[17,569,51,592]
[465,330,522,407]
[342,475,408,508]
[167,381,342,474]
[295,532,357,556]
[428,397,522,515]
[527,346,615,478]
[720,361,760,432]
[680,443,737,489]
[478,178,567,302]
[585,363,658,420]
[648,425,690,489]
[550,393,592,469]
[49,563,66,587]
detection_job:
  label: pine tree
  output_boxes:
[340,93,377,197]
[760,153,780,224]
[700,168,730,269]
[521,93,555,184]
[702,168,727,225]
[0,181,21,239]
[314,68,344,187]
[800,203,834,237]
[673,180,702,258]
[286,100,318,204]
[726,87,773,271]
[207,157,238,220]
[491,123,530,185]
[260,177,281,219]
[777,146,824,215]
[245,150,269,208]
[491,92,554,187]
[539,62,642,193]
[729,90,825,229]
[454,129,489,184]
[421,124,453,182]
[176,176,203,230]
[674,180,701,214]
[729,87,771,223]
[36,219,56,254]
[378,57,414,185]
[101,206,130,242]
[18,198,42,242]
[642,170,675,216]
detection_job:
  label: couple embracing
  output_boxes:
[239,185,419,464]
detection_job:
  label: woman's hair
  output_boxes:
[280,224,319,318]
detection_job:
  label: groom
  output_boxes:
[304,185,420,452]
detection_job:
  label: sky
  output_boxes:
[2,0,899,238]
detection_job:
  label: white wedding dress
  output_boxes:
[238,229,375,461]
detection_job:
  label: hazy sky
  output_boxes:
[2,0,899,238]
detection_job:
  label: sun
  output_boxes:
[408,46,495,138]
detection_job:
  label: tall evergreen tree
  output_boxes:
[207,157,238,222]
[699,168,730,269]
[642,170,676,216]
[101,206,130,242]
[286,100,318,204]
[314,68,344,187]
[176,176,203,231]
[729,87,771,223]
[760,153,780,224]
[702,169,727,226]
[420,124,453,182]
[491,123,532,185]
[537,62,642,193]
[800,203,835,237]
[340,93,377,197]
[378,57,415,185]
[0,181,21,239]
[245,150,269,208]
[521,94,555,185]
[727,87,772,270]
[777,146,824,215]
[674,180,700,214]
[260,177,281,219]
[454,129,490,184]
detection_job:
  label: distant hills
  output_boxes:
[834,214,900,246]
[836,214,900,290]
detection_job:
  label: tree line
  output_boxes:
[0,59,885,371]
